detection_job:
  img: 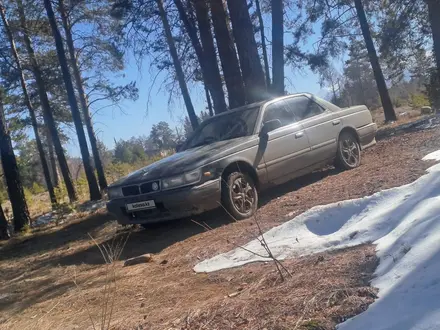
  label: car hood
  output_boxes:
[109,136,258,187]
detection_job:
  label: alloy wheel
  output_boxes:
[230,176,256,215]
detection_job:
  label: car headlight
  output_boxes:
[162,169,201,190]
[107,187,123,199]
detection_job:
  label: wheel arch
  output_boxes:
[338,126,361,146]
[221,160,260,191]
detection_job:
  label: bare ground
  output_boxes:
[1,119,440,330]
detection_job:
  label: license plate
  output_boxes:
[126,200,156,212]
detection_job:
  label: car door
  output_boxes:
[261,98,311,183]
[284,95,341,165]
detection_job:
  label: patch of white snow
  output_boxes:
[422,150,440,161]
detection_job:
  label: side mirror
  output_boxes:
[259,119,281,138]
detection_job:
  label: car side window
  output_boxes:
[283,96,325,121]
[263,100,297,128]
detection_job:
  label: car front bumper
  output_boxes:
[106,178,221,225]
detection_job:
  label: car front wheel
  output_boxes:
[221,171,258,220]
[335,131,361,170]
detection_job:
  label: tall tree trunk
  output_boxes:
[174,0,226,114]
[209,0,245,108]
[271,0,284,96]
[226,0,266,103]
[426,0,440,110]
[330,76,337,102]
[43,0,101,201]
[58,0,108,190]
[204,84,214,116]
[16,0,77,203]
[255,0,270,89]
[46,130,60,187]
[426,0,440,73]
[156,0,198,129]
[0,94,30,232]
[194,0,227,113]
[0,2,57,205]
[0,204,10,240]
[354,0,396,122]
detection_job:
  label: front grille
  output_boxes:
[140,180,161,194]
[122,180,161,197]
[122,185,140,196]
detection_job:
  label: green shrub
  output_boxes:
[105,155,166,185]
[53,202,75,225]
[31,182,45,195]
[20,224,31,234]
[410,93,429,108]
[392,97,403,108]
[54,184,68,204]
[75,176,89,199]
[24,187,33,201]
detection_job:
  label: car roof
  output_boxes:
[210,93,314,119]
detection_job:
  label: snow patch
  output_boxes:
[195,152,440,330]
[423,150,440,161]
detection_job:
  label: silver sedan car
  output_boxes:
[107,93,377,226]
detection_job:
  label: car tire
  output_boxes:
[335,131,361,170]
[221,171,258,220]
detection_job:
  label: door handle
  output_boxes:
[332,120,341,125]
[295,132,304,139]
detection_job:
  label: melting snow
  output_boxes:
[195,149,440,330]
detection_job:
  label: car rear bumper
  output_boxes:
[106,178,221,225]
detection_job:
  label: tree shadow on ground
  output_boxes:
[0,212,113,262]
[49,207,234,266]
[0,277,73,315]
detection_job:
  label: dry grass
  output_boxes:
[1,124,440,329]
[163,245,378,330]
[371,105,425,129]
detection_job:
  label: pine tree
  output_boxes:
[209,0,245,108]
[194,0,227,113]
[156,0,198,129]
[272,0,284,96]
[0,204,9,240]
[0,92,30,232]
[255,0,271,89]
[0,1,56,204]
[354,0,396,122]
[174,0,226,114]
[227,0,266,103]
[426,0,440,109]
[43,0,101,201]
[58,0,108,190]
[16,0,77,203]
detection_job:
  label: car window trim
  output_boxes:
[259,95,304,130]
[255,93,329,134]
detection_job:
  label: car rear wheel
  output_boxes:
[335,131,361,170]
[221,171,258,220]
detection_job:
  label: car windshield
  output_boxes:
[183,106,260,150]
